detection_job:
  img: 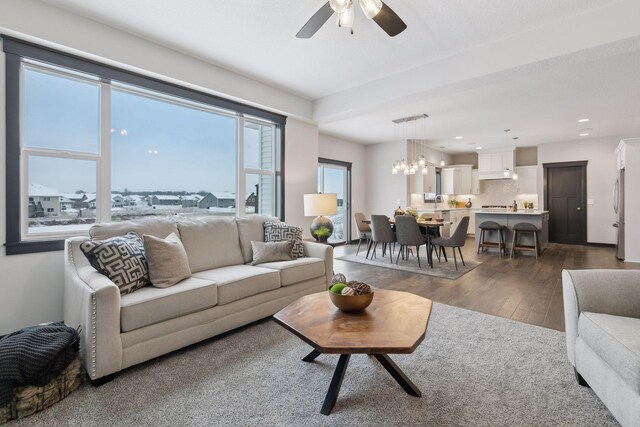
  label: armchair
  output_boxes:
[562,269,640,427]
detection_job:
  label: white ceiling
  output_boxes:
[41,0,640,152]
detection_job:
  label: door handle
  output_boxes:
[577,207,582,211]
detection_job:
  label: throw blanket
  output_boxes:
[0,323,79,406]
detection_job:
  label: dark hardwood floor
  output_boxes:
[332,238,638,332]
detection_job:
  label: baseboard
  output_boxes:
[586,242,616,248]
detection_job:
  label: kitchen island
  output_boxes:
[474,210,550,253]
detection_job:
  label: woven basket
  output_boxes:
[0,356,83,424]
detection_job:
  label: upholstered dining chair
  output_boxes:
[394,215,427,268]
[369,214,396,263]
[431,216,470,271]
[354,212,371,256]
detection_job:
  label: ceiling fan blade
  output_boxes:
[373,2,407,37]
[296,2,334,39]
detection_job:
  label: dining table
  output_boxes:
[363,217,450,268]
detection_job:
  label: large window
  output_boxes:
[3,36,285,254]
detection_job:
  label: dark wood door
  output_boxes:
[545,163,586,244]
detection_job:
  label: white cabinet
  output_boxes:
[411,167,438,194]
[441,165,473,195]
[442,168,455,195]
[515,166,537,194]
[478,149,515,180]
[445,209,475,236]
[472,169,480,195]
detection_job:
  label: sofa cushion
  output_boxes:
[236,215,280,263]
[80,232,150,295]
[120,277,217,332]
[258,257,325,286]
[177,217,244,273]
[192,265,280,305]
[90,217,179,240]
[579,312,640,391]
[264,221,304,259]
[144,232,191,288]
[251,241,293,265]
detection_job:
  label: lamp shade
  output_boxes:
[304,193,338,216]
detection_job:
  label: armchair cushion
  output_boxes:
[578,312,640,393]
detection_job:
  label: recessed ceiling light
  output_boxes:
[475,146,482,150]
[578,118,590,123]
[455,136,463,139]
[580,133,589,137]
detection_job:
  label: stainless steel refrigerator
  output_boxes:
[614,169,625,260]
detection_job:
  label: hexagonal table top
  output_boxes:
[273,290,433,354]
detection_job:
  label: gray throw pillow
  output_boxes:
[80,231,150,295]
[143,232,192,288]
[251,241,293,265]
[264,221,304,259]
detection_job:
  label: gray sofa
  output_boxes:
[562,269,640,427]
[64,215,332,382]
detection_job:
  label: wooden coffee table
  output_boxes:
[273,289,433,415]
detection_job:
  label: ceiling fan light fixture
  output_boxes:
[358,0,382,19]
[336,2,355,28]
[329,0,351,13]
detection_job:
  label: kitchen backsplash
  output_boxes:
[410,179,539,209]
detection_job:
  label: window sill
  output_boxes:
[4,240,65,255]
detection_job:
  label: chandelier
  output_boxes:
[391,114,429,175]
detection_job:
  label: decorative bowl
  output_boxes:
[329,291,374,312]
[421,217,433,222]
[435,218,445,222]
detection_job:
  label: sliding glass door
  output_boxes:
[317,159,351,244]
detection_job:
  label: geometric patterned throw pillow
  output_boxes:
[264,221,304,259]
[80,231,150,295]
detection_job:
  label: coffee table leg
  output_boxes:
[302,349,322,362]
[320,354,351,415]
[373,354,422,397]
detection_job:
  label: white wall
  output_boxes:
[284,119,319,239]
[0,1,320,334]
[0,0,311,119]
[537,137,620,244]
[365,141,408,217]
[318,134,367,240]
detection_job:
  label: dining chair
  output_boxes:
[353,212,372,256]
[394,215,427,268]
[369,214,396,262]
[431,216,470,271]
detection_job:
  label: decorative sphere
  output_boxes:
[341,287,355,296]
[331,274,347,285]
[348,281,372,295]
[330,283,347,295]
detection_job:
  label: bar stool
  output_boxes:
[510,222,541,260]
[477,221,506,255]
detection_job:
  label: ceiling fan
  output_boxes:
[296,0,407,38]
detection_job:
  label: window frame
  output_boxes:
[3,35,286,255]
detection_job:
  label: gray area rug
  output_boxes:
[337,251,481,279]
[14,303,616,426]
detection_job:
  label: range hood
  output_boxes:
[478,171,513,180]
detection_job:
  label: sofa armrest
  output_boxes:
[562,269,640,366]
[303,241,333,289]
[64,237,123,380]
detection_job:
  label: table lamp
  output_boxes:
[304,193,338,242]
